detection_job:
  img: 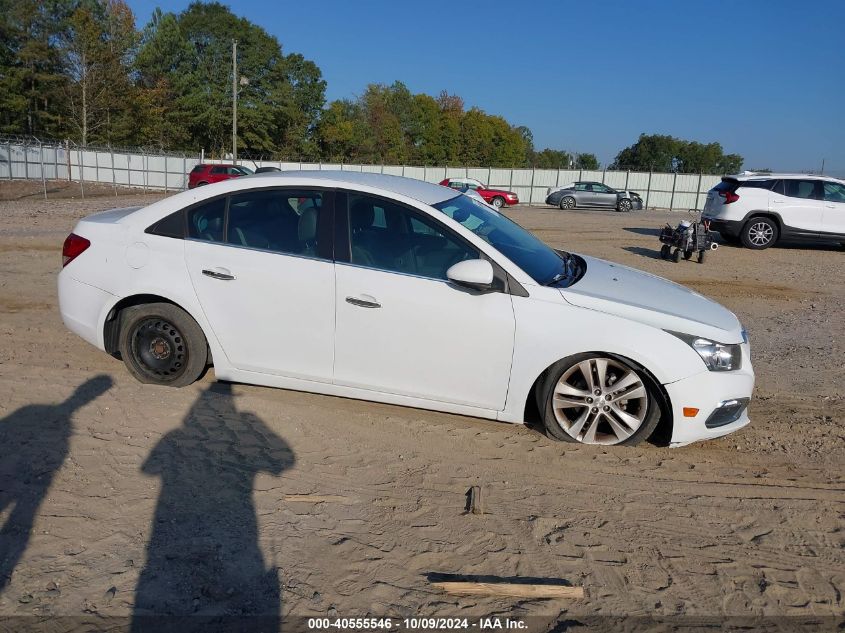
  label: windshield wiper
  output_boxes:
[545,251,577,286]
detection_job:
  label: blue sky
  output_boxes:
[126,0,845,174]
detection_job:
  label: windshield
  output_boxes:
[433,194,570,285]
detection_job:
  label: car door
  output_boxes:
[591,183,618,207]
[769,179,825,235]
[821,180,845,236]
[333,191,516,410]
[184,188,336,381]
[572,182,591,206]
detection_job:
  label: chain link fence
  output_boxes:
[0,135,723,209]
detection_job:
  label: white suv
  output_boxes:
[702,173,845,249]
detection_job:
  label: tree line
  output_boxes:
[0,0,742,173]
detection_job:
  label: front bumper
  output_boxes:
[663,353,755,446]
[505,197,519,206]
[630,198,644,210]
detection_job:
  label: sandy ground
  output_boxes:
[0,180,843,630]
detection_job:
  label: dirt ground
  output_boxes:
[0,180,843,631]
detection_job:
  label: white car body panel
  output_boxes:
[768,187,825,232]
[185,240,336,381]
[58,171,756,447]
[334,263,515,410]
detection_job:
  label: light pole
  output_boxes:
[232,39,237,165]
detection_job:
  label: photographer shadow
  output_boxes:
[132,382,295,632]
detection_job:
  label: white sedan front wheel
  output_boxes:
[541,354,660,446]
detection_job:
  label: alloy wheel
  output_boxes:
[551,357,649,445]
[748,222,774,246]
[561,197,575,210]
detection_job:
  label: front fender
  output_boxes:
[499,289,704,423]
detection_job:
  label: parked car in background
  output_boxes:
[702,173,845,249]
[188,163,253,188]
[255,166,281,173]
[458,185,497,209]
[545,181,643,212]
[439,178,519,208]
[59,171,753,448]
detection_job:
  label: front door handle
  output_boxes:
[202,268,236,281]
[346,295,381,309]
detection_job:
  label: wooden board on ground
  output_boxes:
[431,581,583,599]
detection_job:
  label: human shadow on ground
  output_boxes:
[0,375,113,593]
[131,382,295,632]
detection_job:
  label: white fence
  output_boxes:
[0,138,723,210]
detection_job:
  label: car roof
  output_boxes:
[248,170,457,205]
[730,172,843,183]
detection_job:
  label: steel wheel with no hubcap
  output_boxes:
[550,357,649,445]
[131,317,187,380]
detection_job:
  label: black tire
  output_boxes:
[539,353,661,446]
[617,198,633,212]
[559,196,576,210]
[671,248,681,262]
[698,250,706,264]
[491,196,505,209]
[118,302,208,388]
[660,244,671,259]
[741,216,778,249]
[197,181,208,187]
[683,249,693,260]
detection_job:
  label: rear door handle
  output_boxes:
[202,268,236,281]
[346,295,381,309]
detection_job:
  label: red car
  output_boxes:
[188,163,253,188]
[439,177,519,208]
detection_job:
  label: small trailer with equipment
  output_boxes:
[658,212,719,264]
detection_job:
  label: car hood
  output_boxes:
[560,255,743,343]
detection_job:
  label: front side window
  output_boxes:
[823,181,845,203]
[433,194,566,285]
[226,190,323,257]
[348,194,476,280]
[784,179,822,200]
[592,184,611,193]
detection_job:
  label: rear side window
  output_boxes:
[147,211,185,238]
[210,166,227,175]
[784,179,822,200]
[187,198,226,242]
[226,190,325,258]
[190,165,205,173]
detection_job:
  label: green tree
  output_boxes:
[612,133,742,173]
[532,148,571,169]
[0,0,71,137]
[575,153,599,170]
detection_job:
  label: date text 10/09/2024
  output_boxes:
[307,617,528,630]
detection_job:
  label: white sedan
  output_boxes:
[58,171,754,447]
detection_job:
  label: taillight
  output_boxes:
[719,190,740,204]
[62,233,90,267]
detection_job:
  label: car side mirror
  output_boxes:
[446,259,494,292]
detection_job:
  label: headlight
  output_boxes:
[507,193,517,199]
[667,331,742,371]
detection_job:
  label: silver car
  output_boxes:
[546,181,644,212]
